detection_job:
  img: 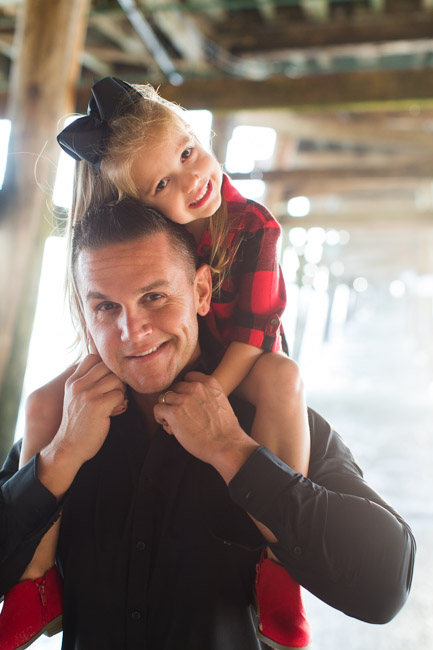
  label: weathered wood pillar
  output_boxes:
[0,0,90,462]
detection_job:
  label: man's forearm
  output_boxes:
[229,443,415,625]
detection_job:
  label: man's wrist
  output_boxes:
[212,435,260,485]
[37,443,82,500]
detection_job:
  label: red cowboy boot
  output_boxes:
[255,556,312,650]
[0,565,63,650]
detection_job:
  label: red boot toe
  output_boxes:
[255,557,312,650]
[0,566,63,650]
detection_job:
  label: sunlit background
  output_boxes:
[1,107,432,649]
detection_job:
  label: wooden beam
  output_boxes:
[157,68,433,112]
[256,37,433,65]
[292,149,433,170]
[118,0,182,83]
[230,169,432,196]
[300,0,328,21]
[232,110,433,152]
[77,45,149,66]
[188,0,226,20]
[255,0,277,22]
[81,50,112,77]
[231,166,433,183]
[90,12,149,56]
[0,0,90,461]
[2,64,433,117]
[217,12,433,53]
[141,0,209,68]
[279,209,433,229]
[277,176,428,196]
[87,14,156,71]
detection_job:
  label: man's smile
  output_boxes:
[126,341,168,360]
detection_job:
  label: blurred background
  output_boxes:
[1,0,432,648]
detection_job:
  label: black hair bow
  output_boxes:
[57,77,143,170]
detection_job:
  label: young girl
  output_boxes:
[0,78,311,650]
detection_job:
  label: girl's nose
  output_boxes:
[183,171,201,194]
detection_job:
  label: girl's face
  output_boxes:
[130,125,223,227]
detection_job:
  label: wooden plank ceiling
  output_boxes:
[1,0,433,236]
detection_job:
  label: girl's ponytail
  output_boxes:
[66,161,120,358]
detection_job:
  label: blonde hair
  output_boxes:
[70,84,235,280]
[66,83,237,349]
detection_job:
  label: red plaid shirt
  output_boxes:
[197,175,287,354]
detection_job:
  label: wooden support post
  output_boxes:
[0,0,90,462]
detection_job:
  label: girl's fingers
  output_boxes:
[111,397,129,416]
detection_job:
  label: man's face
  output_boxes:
[76,232,211,396]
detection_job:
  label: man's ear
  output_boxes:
[194,264,212,316]
[86,330,98,355]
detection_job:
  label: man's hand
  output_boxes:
[154,372,259,484]
[38,354,126,497]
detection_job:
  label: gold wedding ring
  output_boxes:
[162,390,175,405]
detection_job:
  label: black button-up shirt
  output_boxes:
[0,383,415,649]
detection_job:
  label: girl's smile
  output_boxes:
[189,180,212,208]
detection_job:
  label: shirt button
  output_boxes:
[293,545,302,556]
[136,541,146,551]
[270,317,279,327]
[131,610,142,620]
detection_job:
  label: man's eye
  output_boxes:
[181,148,192,161]
[146,293,163,302]
[97,302,116,312]
[156,179,169,192]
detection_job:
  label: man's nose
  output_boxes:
[119,310,152,342]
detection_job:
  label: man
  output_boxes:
[0,200,415,650]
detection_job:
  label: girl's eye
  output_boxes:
[156,178,169,193]
[181,148,192,161]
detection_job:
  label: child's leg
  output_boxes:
[236,353,312,649]
[0,370,72,647]
[19,366,73,468]
[18,367,74,580]
[236,352,310,476]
